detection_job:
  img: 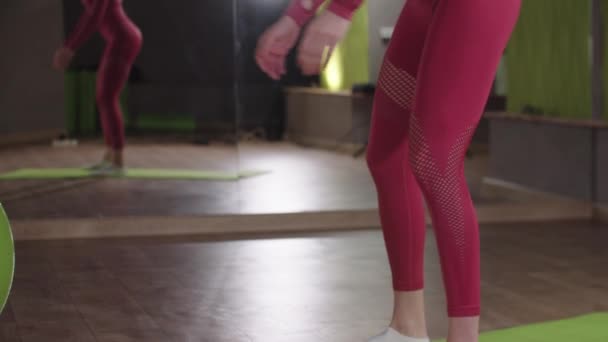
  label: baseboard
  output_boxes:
[11,198,594,241]
[475,202,591,223]
[9,176,595,241]
[483,177,589,203]
[286,134,365,155]
[0,130,62,147]
[10,210,382,241]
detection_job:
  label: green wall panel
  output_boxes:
[64,71,80,135]
[321,1,370,91]
[506,0,592,119]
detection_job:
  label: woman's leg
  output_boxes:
[366,0,435,339]
[96,48,136,167]
[408,0,520,340]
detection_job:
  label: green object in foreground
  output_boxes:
[0,204,15,314]
[0,168,269,181]
[434,313,608,342]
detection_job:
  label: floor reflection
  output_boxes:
[4,221,607,341]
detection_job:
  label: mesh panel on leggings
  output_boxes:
[409,114,475,262]
[378,60,417,111]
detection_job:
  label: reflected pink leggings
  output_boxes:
[366,0,520,317]
[65,0,142,150]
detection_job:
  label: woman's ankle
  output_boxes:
[390,290,428,338]
[447,316,479,342]
[112,149,124,167]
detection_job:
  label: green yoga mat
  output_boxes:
[0,204,15,314]
[0,168,269,181]
[434,313,608,342]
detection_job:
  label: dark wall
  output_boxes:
[490,118,608,205]
[62,0,315,138]
[235,0,317,139]
[0,1,65,138]
[489,119,594,200]
[63,0,237,133]
[64,0,236,84]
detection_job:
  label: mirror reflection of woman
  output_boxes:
[53,0,142,174]
[256,1,521,341]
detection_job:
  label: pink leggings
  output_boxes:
[367,0,520,317]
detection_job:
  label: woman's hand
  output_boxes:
[53,47,75,71]
[297,10,351,75]
[255,16,301,80]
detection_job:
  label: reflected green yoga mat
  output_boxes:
[434,313,608,342]
[0,168,269,181]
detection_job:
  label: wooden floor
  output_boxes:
[0,141,507,219]
[1,221,607,341]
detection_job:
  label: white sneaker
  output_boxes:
[90,163,124,176]
[368,328,430,342]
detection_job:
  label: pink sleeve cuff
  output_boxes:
[284,0,363,26]
[284,0,325,27]
[327,0,363,20]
